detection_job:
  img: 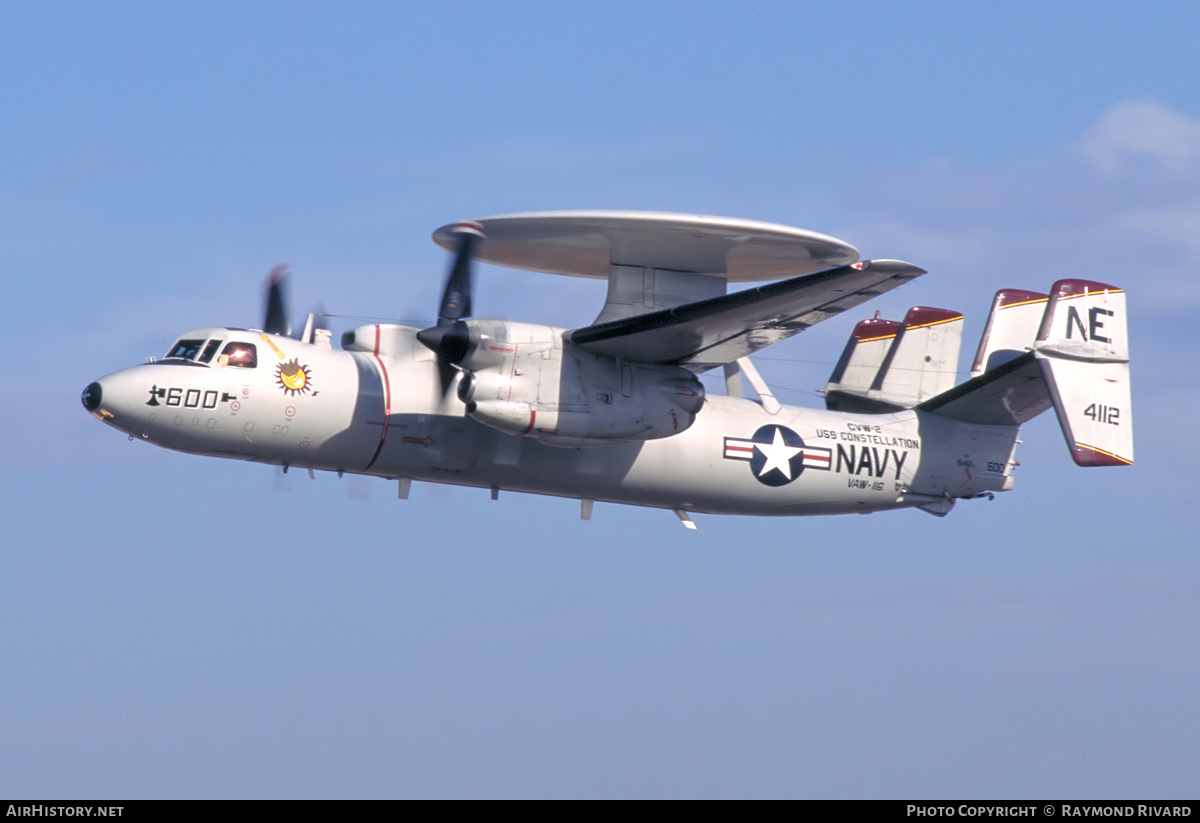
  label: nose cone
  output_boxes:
[81,381,103,412]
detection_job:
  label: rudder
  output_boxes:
[1033,279,1133,466]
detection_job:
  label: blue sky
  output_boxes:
[3,1,1199,798]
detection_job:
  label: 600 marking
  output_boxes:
[147,385,236,410]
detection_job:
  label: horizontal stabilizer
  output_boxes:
[918,350,1051,425]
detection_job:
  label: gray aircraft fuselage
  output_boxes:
[83,323,1015,518]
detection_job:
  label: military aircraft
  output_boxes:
[81,211,1132,526]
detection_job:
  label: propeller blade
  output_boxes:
[437,223,484,324]
[263,264,292,337]
[434,358,460,403]
[419,223,485,400]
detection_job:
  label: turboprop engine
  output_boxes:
[415,223,704,448]
[449,319,704,447]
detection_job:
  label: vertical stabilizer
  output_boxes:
[870,307,964,407]
[970,289,1048,378]
[824,318,902,411]
[1033,279,1133,466]
[825,321,902,415]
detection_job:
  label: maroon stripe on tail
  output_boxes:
[851,318,902,339]
[903,306,963,328]
[1051,279,1121,298]
[994,288,1047,307]
[1071,444,1132,467]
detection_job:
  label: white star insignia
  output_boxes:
[755,428,802,480]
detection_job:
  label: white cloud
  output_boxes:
[1079,98,1200,177]
[842,99,1200,314]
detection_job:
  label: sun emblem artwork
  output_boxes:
[276,358,314,396]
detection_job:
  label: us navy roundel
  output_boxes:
[723,425,832,486]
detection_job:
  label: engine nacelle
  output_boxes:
[341,323,425,359]
[455,322,705,447]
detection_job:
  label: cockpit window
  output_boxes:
[219,341,257,368]
[166,339,205,360]
[198,339,223,364]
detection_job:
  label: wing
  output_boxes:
[567,259,925,373]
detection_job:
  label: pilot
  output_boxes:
[218,343,257,368]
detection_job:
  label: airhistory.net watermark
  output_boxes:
[6,807,123,817]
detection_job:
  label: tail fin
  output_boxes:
[970,289,1048,378]
[921,279,1133,467]
[870,306,964,407]
[1034,279,1133,466]
[824,307,963,412]
[824,318,902,412]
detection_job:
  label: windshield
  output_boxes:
[166,339,205,360]
[198,338,223,364]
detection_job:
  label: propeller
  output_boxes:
[262,263,330,343]
[262,264,292,337]
[417,223,485,397]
